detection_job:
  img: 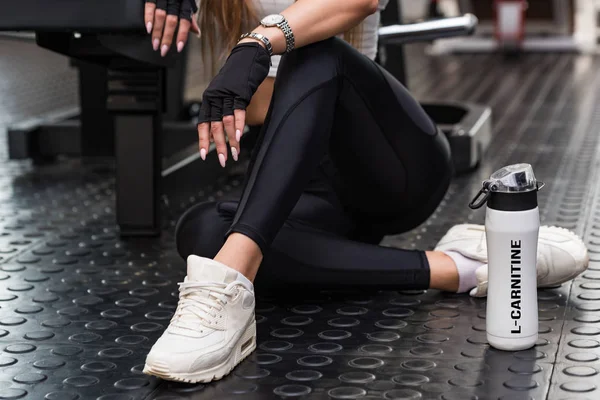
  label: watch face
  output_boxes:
[262,14,285,26]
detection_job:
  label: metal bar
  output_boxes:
[0,1,144,32]
[37,121,81,156]
[377,0,407,86]
[378,14,478,44]
[6,106,80,159]
[552,0,571,36]
[0,32,35,40]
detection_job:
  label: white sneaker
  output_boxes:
[143,255,256,383]
[435,224,589,297]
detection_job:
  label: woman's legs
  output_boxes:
[176,198,459,292]
[209,38,452,284]
[146,39,456,382]
[151,192,457,381]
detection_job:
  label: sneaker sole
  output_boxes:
[142,319,257,384]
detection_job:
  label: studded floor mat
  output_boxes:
[1,40,600,400]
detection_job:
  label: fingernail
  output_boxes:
[231,147,238,162]
[161,44,169,57]
[153,38,160,51]
[218,153,226,168]
[235,129,241,142]
[177,41,184,53]
[146,22,152,34]
[200,148,206,161]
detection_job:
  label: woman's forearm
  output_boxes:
[241,0,379,54]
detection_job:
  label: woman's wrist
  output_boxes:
[238,37,267,49]
[238,26,286,55]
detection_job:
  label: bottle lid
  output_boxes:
[469,163,544,209]
[487,163,538,193]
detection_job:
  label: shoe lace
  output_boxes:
[170,281,237,330]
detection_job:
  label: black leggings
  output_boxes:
[176,38,453,290]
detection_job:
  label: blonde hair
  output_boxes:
[198,0,363,76]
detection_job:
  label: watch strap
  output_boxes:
[277,17,295,53]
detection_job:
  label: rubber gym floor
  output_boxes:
[1,36,600,400]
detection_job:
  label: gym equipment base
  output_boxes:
[423,101,493,174]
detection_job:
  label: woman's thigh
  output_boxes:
[326,42,453,233]
[239,38,452,236]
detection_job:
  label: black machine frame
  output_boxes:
[6,31,203,237]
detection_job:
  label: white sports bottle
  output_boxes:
[469,164,544,351]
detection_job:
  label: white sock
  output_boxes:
[443,250,485,293]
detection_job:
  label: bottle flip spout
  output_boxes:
[469,164,544,209]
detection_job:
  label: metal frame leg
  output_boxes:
[77,60,115,157]
[108,67,163,236]
[114,114,162,236]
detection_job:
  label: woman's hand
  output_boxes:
[145,0,199,56]
[197,42,271,167]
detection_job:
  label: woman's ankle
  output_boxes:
[214,233,263,282]
[427,251,459,292]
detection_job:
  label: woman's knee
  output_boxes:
[175,201,232,260]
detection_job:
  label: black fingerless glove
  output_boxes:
[176,0,197,21]
[198,42,271,123]
[146,0,197,22]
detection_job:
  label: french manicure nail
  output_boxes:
[200,148,206,160]
[153,39,160,51]
[146,22,153,34]
[235,129,241,142]
[161,44,169,57]
[231,147,238,162]
[218,153,226,168]
[177,41,184,53]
